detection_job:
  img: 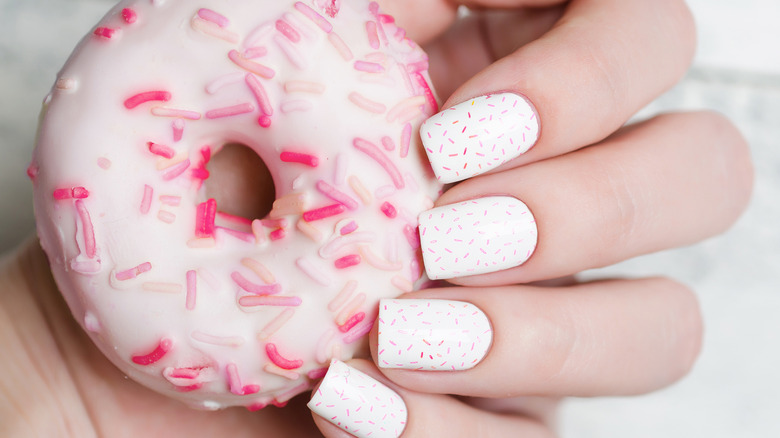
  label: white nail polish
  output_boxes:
[308,360,407,438]
[420,92,540,183]
[378,299,492,371]
[418,196,537,280]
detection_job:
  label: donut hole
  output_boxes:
[204,143,275,221]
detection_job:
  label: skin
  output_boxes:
[0,0,753,437]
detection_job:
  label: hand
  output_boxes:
[0,239,321,437]
[308,0,753,437]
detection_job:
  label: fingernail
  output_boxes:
[308,360,408,438]
[420,92,540,183]
[377,299,492,371]
[418,195,537,279]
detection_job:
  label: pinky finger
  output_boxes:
[309,359,552,438]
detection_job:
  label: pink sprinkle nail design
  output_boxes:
[308,360,407,438]
[418,196,538,280]
[420,92,540,183]
[378,299,492,371]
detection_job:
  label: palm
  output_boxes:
[0,239,320,438]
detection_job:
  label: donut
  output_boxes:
[29,0,440,410]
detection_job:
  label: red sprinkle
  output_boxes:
[338,312,366,333]
[302,203,346,222]
[380,201,397,218]
[195,199,217,238]
[269,228,287,241]
[131,338,172,365]
[280,151,319,167]
[26,163,38,181]
[53,187,89,200]
[334,254,361,269]
[124,91,171,109]
[93,27,117,39]
[121,8,137,24]
[265,343,304,370]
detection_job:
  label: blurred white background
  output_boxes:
[1,1,778,436]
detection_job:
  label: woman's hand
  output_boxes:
[308,0,753,437]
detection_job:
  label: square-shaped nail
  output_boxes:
[418,196,538,280]
[377,299,492,371]
[308,360,407,438]
[421,92,540,183]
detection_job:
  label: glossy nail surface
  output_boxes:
[420,92,540,183]
[419,196,537,279]
[308,360,407,438]
[378,299,492,371]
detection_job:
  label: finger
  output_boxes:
[372,277,703,398]
[308,359,551,438]
[419,0,697,183]
[419,111,753,284]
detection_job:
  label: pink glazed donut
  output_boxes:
[30,0,440,410]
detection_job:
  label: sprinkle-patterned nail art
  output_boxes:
[418,196,538,280]
[378,299,492,371]
[420,92,540,183]
[308,360,408,438]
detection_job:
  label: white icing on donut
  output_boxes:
[31,0,440,410]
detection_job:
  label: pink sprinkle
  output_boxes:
[140,184,153,214]
[261,218,289,229]
[131,338,172,365]
[276,19,301,42]
[205,102,255,119]
[412,71,439,113]
[269,228,287,241]
[334,254,361,269]
[195,198,217,238]
[116,261,152,281]
[307,367,328,380]
[280,151,318,167]
[403,224,420,249]
[348,92,386,114]
[93,27,117,39]
[229,50,275,79]
[161,159,190,181]
[239,295,302,307]
[121,8,137,24]
[148,142,175,159]
[365,21,380,49]
[231,271,281,295]
[124,91,171,109]
[185,270,196,310]
[97,157,112,169]
[169,367,199,379]
[379,13,395,24]
[316,180,358,210]
[216,227,255,243]
[303,203,346,222]
[197,8,229,27]
[339,312,366,333]
[75,200,96,258]
[342,315,376,344]
[258,115,272,127]
[159,195,181,206]
[172,119,184,142]
[354,60,384,73]
[380,201,397,218]
[328,33,353,61]
[340,220,358,235]
[151,107,201,120]
[400,123,412,158]
[265,343,304,370]
[243,46,268,59]
[381,136,395,151]
[294,2,332,33]
[353,138,405,189]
